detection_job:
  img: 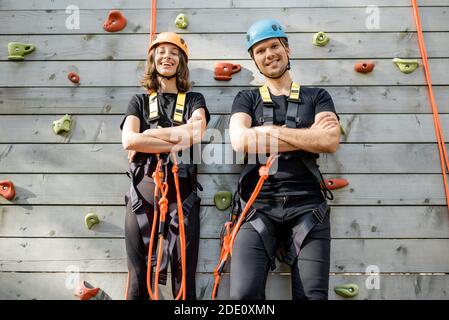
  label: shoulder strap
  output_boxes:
[259,82,301,127]
[285,82,302,128]
[148,92,159,121]
[172,92,186,125]
[299,154,334,200]
[259,85,274,125]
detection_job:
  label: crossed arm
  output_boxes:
[229,111,340,154]
[121,108,207,160]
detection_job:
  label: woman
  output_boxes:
[120,32,210,300]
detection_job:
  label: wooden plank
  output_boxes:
[197,173,448,206]
[2,238,449,273]
[2,32,449,61]
[0,174,446,206]
[1,143,448,174]
[3,59,448,87]
[1,114,449,143]
[1,205,448,239]
[2,0,448,10]
[1,8,448,34]
[2,86,449,115]
[1,272,449,300]
[0,205,225,239]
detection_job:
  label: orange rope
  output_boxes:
[411,0,449,212]
[212,154,276,299]
[146,158,168,300]
[125,272,130,300]
[149,0,157,51]
[171,153,187,300]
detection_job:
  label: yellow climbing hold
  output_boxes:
[393,58,419,74]
[85,213,100,230]
[52,114,72,135]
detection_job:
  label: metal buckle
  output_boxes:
[245,208,257,221]
[313,208,325,224]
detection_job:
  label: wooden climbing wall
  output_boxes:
[1,0,449,300]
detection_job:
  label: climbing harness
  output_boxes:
[259,82,334,200]
[212,154,277,299]
[212,82,336,299]
[146,153,187,300]
[411,0,449,212]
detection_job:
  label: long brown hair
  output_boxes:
[140,46,191,93]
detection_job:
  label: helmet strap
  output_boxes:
[157,71,177,80]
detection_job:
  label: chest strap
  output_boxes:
[259,82,301,128]
[148,92,187,126]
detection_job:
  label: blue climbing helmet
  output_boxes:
[246,19,288,51]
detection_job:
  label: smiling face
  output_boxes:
[251,38,290,78]
[154,43,181,77]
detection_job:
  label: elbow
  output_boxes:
[122,135,134,150]
[324,139,339,153]
[231,140,246,154]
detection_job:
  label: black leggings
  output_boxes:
[230,197,331,300]
[124,173,200,300]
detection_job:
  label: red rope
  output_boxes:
[411,0,449,212]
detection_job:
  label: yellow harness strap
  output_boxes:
[147,92,186,125]
[173,92,186,125]
[259,82,301,103]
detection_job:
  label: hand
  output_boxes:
[187,114,203,124]
[128,150,137,163]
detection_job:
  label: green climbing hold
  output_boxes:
[334,283,359,298]
[340,124,346,136]
[214,191,232,211]
[52,114,72,134]
[85,213,100,230]
[174,13,189,29]
[393,58,419,74]
[8,42,36,60]
[312,31,330,47]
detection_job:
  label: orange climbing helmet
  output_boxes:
[148,32,189,61]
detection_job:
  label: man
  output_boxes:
[228,19,340,300]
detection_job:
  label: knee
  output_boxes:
[230,283,264,300]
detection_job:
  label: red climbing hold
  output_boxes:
[74,281,100,300]
[68,72,80,84]
[324,178,349,190]
[103,10,127,32]
[0,180,15,201]
[354,61,375,73]
[214,62,241,81]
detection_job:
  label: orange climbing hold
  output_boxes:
[74,281,100,300]
[324,178,348,190]
[214,62,241,81]
[103,10,127,32]
[354,61,375,73]
[68,72,80,84]
[0,180,15,200]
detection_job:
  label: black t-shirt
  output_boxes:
[230,86,338,203]
[120,92,210,131]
